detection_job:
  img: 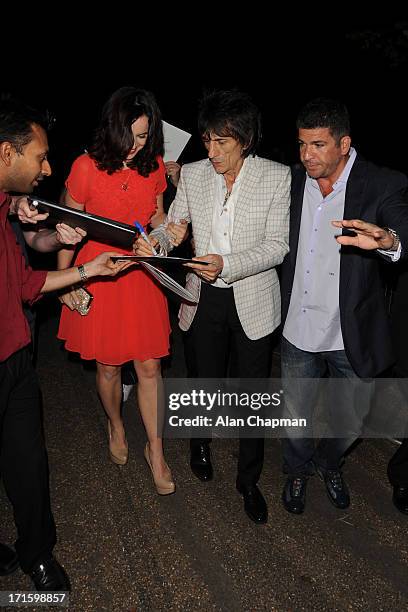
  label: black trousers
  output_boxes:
[388,439,408,487]
[388,267,408,487]
[187,284,272,487]
[0,347,56,573]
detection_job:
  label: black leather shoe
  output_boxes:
[190,443,213,481]
[30,556,71,591]
[0,543,19,576]
[236,484,268,524]
[318,468,350,509]
[392,486,408,514]
[282,476,307,514]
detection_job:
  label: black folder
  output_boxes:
[28,197,138,248]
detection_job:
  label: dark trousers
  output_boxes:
[280,337,371,475]
[188,284,272,487]
[388,268,408,486]
[388,439,408,487]
[387,369,408,487]
[0,347,56,573]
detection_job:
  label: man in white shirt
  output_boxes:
[280,97,408,514]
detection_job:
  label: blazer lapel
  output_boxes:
[232,157,262,243]
[340,156,368,293]
[201,161,217,249]
[343,156,367,220]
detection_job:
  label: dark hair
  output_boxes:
[296,97,350,143]
[0,94,50,153]
[198,89,262,157]
[88,87,164,177]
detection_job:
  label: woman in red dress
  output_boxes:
[58,87,177,494]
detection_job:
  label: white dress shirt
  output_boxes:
[208,159,247,288]
[283,149,358,352]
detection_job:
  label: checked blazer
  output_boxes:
[167,155,291,340]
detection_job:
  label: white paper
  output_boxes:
[140,261,197,303]
[162,120,191,162]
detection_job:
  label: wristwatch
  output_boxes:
[384,228,400,251]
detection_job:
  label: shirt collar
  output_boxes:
[333,147,357,187]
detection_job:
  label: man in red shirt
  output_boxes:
[0,97,130,590]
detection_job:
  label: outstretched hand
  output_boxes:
[332,219,395,251]
[88,252,136,276]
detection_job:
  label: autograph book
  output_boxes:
[28,197,137,248]
[110,256,209,302]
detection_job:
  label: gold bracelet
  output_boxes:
[78,264,88,283]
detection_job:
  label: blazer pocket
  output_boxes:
[258,277,279,291]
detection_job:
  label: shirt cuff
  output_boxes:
[377,241,402,262]
[219,256,230,280]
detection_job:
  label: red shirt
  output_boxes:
[0,192,47,361]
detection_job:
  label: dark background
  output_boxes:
[3,16,408,200]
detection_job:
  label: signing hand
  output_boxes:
[132,234,158,256]
[184,254,224,282]
[332,219,396,250]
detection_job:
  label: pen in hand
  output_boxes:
[134,221,157,256]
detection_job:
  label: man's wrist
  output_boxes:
[384,228,400,251]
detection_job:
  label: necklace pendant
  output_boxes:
[121,183,128,191]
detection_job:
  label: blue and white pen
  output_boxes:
[134,221,157,256]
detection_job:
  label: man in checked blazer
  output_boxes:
[144,89,291,524]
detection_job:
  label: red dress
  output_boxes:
[58,154,170,365]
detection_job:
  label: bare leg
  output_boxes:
[96,362,126,449]
[133,358,168,477]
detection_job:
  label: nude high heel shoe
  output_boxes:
[107,421,128,465]
[144,442,176,495]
